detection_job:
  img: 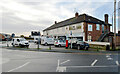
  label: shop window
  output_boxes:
[76,25,82,29]
[102,25,104,33]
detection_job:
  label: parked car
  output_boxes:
[54,40,66,47]
[41,36,54,45]
[28,40,34,43]
[68,38,89,50]
[11,38,29,47]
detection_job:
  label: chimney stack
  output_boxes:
[55,21,57,24]
[75,12,79,17]
[104,14,109,24]
[118,31,120,34]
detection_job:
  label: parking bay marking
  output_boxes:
[91,59,98,66]
[115,61,120,66]
[56,59,119,72]
[56,59,70,72]
[60,60,70,65]
[7,62,30,72]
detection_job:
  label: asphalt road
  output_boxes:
[0,46,119,73]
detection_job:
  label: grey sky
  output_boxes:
[0,0,120,36]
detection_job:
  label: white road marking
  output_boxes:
[56,67,66,72]
[107,57,113,60]
[106,55,110,58]
[56,59,70,72]
[58,60,60,67]
[60,60,70,65]
[91,59,98,66]
[7,62,30,72]
[115,61,119,66]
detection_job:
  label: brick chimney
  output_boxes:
[75,12,79,17]
[118,31,120,34]
[55,21,57,24]
[104,14,110,32]
[105,14,109,24]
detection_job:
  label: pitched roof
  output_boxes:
[43,14,111,31]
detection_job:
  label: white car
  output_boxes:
[54,40,66,47]
[11,38,29,47]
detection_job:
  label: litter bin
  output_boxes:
[106,45,110,51]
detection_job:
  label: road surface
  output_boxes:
[1,47,120,72]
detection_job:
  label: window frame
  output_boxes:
[88,24,93,31]
[96,24,100,30]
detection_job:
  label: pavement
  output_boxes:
[0,41,120,73]
[2,42,119,54]
[0,41,111,53]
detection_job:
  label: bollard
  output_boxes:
[106,45,110,51]
[49,45,51,50]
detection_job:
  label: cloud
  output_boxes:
[0,0,116,36]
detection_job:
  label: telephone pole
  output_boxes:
[114,0,116,50]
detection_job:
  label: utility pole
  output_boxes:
[114,0,116,50]
[112,16,113,32]
[37,31,40,50]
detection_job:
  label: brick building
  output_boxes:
[43,12,111,41]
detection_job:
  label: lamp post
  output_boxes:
[112,0,120,50]
[70,31,72,49]
[111,7,120,50]
[37,31,40,50]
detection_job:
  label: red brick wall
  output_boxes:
[84,22,102,41]
[105,25,110,32]
[116,36,120,46]
[83,22,88,41]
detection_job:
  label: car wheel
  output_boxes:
[55,45,57,47]
[77,45,81,50]
[45,43,48,46]
[19,44,22,47]
[59,44,61,47]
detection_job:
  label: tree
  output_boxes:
[20,35,24,37]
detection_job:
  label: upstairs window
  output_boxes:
[88,24,92,31]
[102,25,104,33]
[96,24,100,30]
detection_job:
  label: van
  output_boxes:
[11,38,29,47]
[41,36,54,45]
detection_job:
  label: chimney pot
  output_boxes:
[75,12,79,17]
[104,14,109,24]
[55,21,57,24]
[118,31,120,34]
